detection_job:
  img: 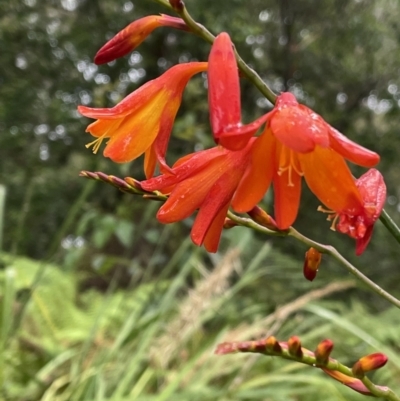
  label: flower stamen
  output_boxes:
[85,134,107,154]
[278,149,304,187]
[317,205,338,231]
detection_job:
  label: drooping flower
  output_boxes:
[326,168,386,255]
[78,62,207,178]
[207,32,269,150]
[141,139,264,252]
[94,15,188,65]
[232,92,380,230]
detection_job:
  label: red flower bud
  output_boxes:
[94,15,188,64]
[265,336,282,354]
[352,353,388,377]
[288,336,303,358]
[303,247,322,281]
[314,339,334,365]
[247,206,279,230]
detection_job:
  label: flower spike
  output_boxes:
[94,15,188,64]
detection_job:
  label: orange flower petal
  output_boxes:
[191,169,244,248]
[218,112,271,151]
[208,33,241,139]
[94,14,188,64]
[141,147,225,192]
[232,133,274,212]
[272,167,302,229]
[144,145,157,179]
[156,171,217,223]
[328,126,380,167]
[202,202,230,252]
[103,91,168,163]
[270,105,329,153]
[298,146,363,215]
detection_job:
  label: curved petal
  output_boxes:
[272,166,302,229]
[94,15,188,64]
[79,62,207,120]
[218,112,271,151]
[298,146,363,215]
[328,125,380,167]
[208,32,241,139]
[191,168,243,247]
[232,133,275,212]
[103,91,167,162]
[270,106,329,153]
[141,147,225,191]
[144,144,157,179]
[355,225,374,256]
[85,118,122,138]
[156,168,218,223]
[202,202,230,252]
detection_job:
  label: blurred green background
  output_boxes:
[1,0,400,400]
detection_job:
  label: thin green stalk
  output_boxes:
[226,211,400,310]
[380,209,400,246]
[0,185,6,252]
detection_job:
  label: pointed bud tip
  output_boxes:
[248,206,279,230]
[357,353,388,373]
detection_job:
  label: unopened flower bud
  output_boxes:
[303,247,322,281]
[315,339,334,365]
[124,177,143,190]
[288,336,303,358]
[248,206,279,230]
[265,336,282,354]
[352,353,388,377]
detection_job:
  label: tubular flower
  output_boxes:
[141,139,264,252]
[94,15,188,64]
[233,92,380,229]
[326,168,386,255]
[78,62,207,178]
[208,32,269,150]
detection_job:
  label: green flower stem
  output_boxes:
[361,376,400,401]
[226,211,400,310]
[380,209,400,246]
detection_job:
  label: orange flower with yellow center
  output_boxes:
[231,92,380,229]
[78,62,207,178]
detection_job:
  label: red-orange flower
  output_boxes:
[141,140,262,252]
[94,14,187,65]
[232,92,380,229]
[78,62,207,178]
[208,32,269,150]
[334,168,386,255]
